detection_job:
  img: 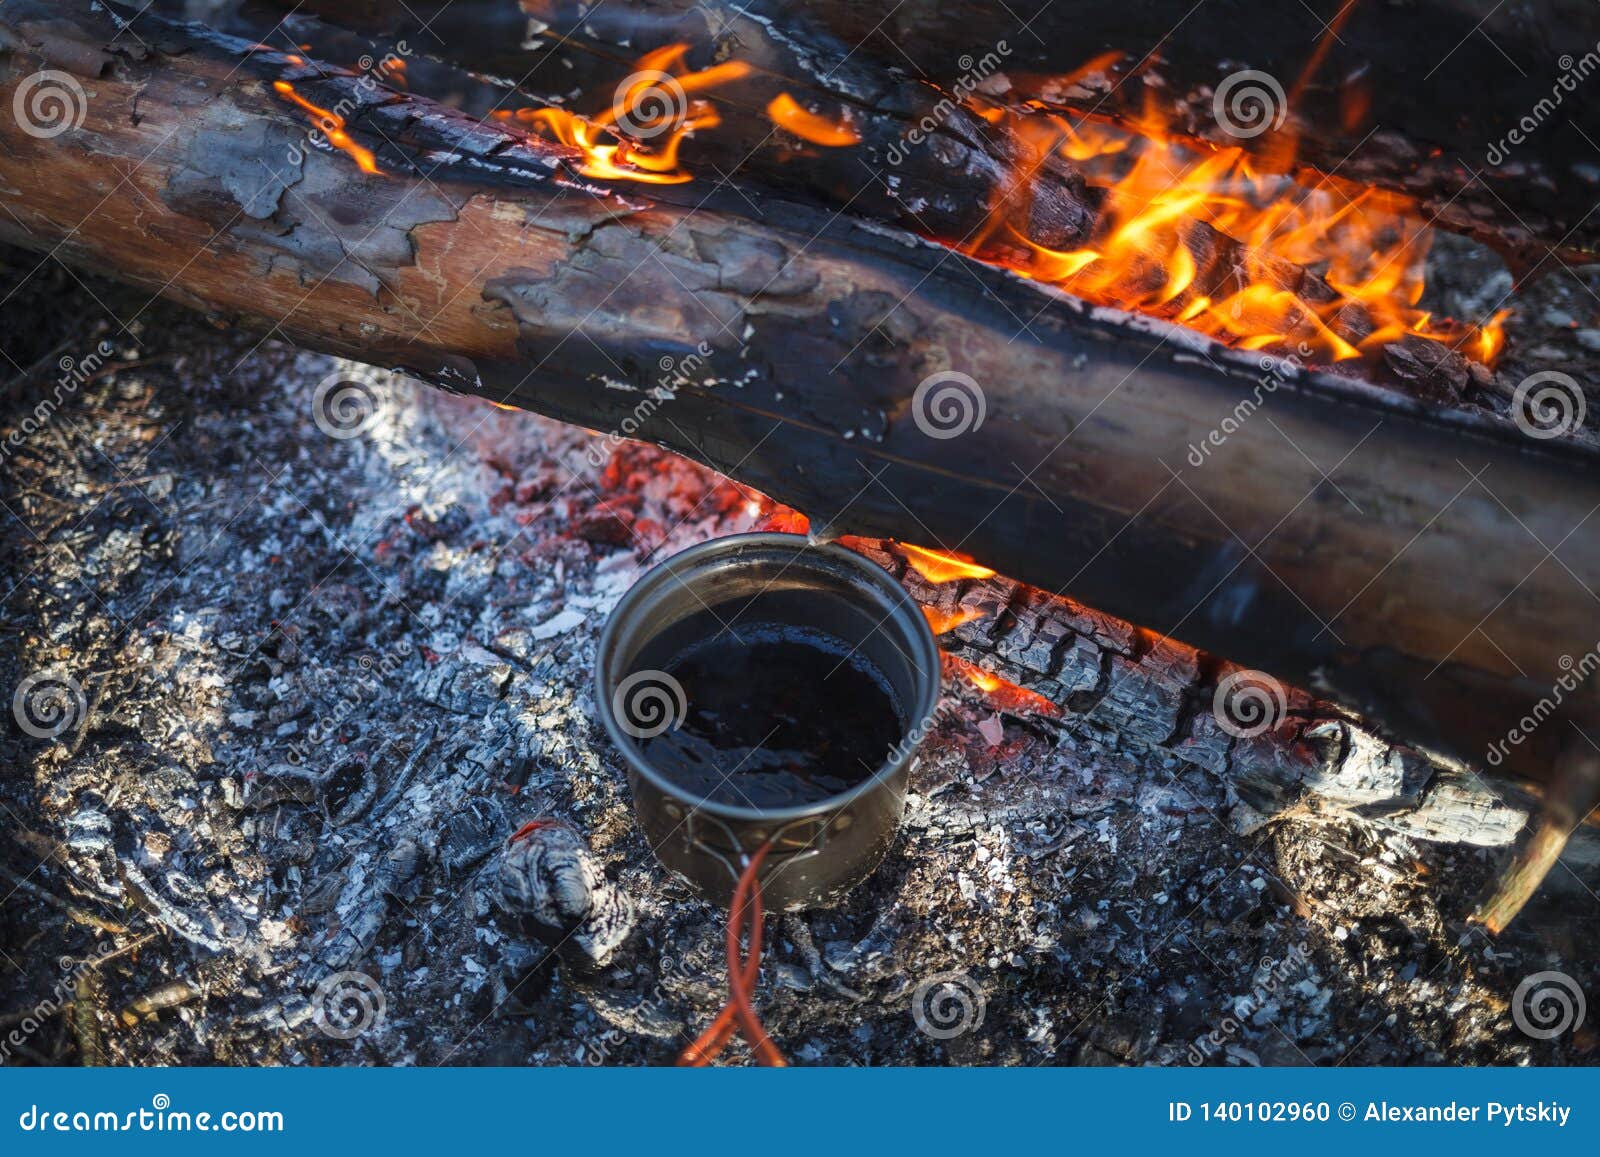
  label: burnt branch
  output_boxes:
[1,0,1597,801]
[265,0,1600,268]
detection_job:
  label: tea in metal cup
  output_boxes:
[595,534,940,911]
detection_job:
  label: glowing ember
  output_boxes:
[922,604,987,635]
[954,657,1001,692]
[963,69,1505,368]
[944,653,1061,717]
[272,81,382,175]
[742,492,810,535]
[494,44,751,185]
[898,542,997,584]
[248,43,305,66]
[766,93,861,147]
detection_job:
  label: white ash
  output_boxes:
[0,263,1595,1066]
[497,822,635,970]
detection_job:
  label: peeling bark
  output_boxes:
[2,1,1598,804]
[270,0,1600,267]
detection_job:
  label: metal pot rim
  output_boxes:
[595,532,941,825]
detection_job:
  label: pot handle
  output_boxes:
[685,810,836,878]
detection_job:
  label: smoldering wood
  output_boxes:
[3,275,1595,1065]
[263,0,1600,268]
[2,0,1598,804]
[219,0,1551,348]
[215,2,1482,402]
[858,541,1600,889]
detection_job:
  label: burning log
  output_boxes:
[1,0,1597,843]
[237,0,1507,381]
[852,538,1600,873]
[271,0,1600,268]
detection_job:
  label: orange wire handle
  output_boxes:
[678,841,787,1067]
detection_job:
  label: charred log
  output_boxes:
[1,0,1598,819]
[257,0,1600,268]
[193,1,1494,397]
[863,539,1600,880]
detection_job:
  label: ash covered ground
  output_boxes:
[1,248,1596,1067]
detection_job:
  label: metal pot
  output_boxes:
[595,533,940,911]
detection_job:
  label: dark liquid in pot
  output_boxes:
[633,617,903,808]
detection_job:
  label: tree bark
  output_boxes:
[2,0,1598,804]
[258,0,1600,268]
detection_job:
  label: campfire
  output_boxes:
[481,37,1509,377]
[1,0,1598,1070]
[968,98,1508,373]
[268,29,1509,387]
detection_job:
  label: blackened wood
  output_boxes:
[2,0,1597,802]
[216,0,1483,400]
[856,539,1599,877]
[267,0,1600,267]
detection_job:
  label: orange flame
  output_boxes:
[497,45,751,185]
[766,93,861,146]
[272,81,382,174]
[944,654,1061,717]
[249,43,305,66]
[498,107,700,184]
[922,604,987,635]
[1053,50,1127,93]
[965,83,1505,368]
[899,542,997,583]
[953,656,1001,692]
[262,35,1505,371]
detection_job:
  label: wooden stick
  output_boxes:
[1,1,1596,794]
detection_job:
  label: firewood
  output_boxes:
[856,538,1600,915]
[271,0,1600,266]
[2,0,1597,807]
[233,0,1502,378]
